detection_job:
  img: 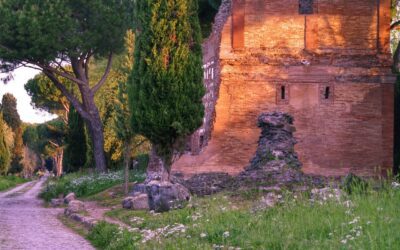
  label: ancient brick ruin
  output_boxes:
[173,0,395,177]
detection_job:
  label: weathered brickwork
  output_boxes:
[173,0,395,177]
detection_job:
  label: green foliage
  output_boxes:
[129,0,205,167]
[0,93,21,131]
[64,106,87,173]
[0,114,11,175]
[88,221,141,250]
[39,170,146,202]
[0,175,27,191]
[25,73,71,118]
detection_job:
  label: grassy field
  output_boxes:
[75,179,400,250]
[0,175,28,192]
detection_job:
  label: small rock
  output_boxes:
[50,198,64,207]
[64,200,85,216]
[64,192,76,204]
[122,194,149,210]
[146,181,190,212]
[69,213,97,229]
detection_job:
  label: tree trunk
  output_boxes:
[86,114,107,173]
[123,141,132,195]
[145,146,170,183]
[54,149,63,177]
[77,81,107,173]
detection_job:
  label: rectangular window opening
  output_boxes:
[324,86,330,99]
[277,84,289,105]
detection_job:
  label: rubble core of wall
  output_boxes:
[247,112,301,170]
[237,112,304,188]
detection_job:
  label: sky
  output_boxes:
[0,67,57,124]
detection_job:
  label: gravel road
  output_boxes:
[0,177,94,250]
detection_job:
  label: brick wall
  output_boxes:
[172,0,395,178]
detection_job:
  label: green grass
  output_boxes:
[39,170,146,202]
[0,175,28,192]
[88,221,141,250]
[94,181,400,250]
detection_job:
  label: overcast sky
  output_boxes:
[0,67,57,124]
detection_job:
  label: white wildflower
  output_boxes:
[343,200,353,208]
[223,231,230,238]
[200,233,207,238]
[392,182,400,189]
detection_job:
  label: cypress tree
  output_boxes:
[1,93,21,131]
[129,0,205,178]
[0,113,11,175]
[64,106,87,172]
[9,127,24,174]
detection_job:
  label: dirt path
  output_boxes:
[0,177,95,250]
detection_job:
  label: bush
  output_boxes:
[40,170,146,202]
[88,221,141,250]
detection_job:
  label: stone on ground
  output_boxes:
[146,181,190,212]
[65,200,85,216]
[64,192,76,204]
[122,193,149,210]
